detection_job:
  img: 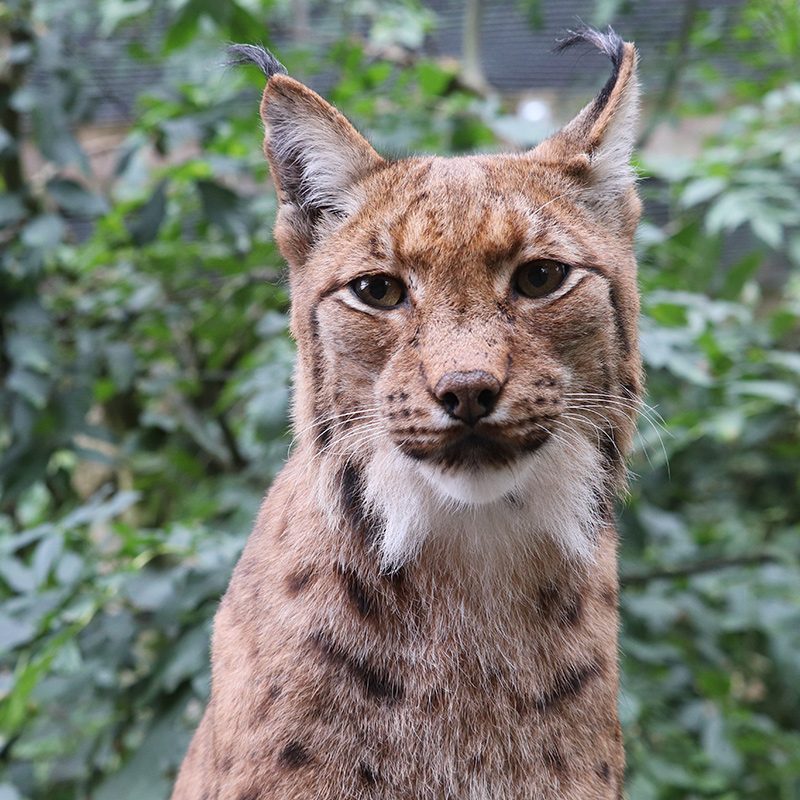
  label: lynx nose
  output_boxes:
[434,370,501,425]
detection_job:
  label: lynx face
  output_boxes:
[233,31,642,566]
[304,155,634,504]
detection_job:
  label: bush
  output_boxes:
[1,1,798,798]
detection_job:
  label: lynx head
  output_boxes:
[231,29,642,568]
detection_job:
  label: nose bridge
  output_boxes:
[420,305,509,388]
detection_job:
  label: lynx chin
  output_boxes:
[173,26,643,800]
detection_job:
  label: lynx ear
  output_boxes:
[533,28,640,222]
[228,45,384,262]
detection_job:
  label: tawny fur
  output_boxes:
[173,29,642,800]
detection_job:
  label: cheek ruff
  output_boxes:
[354,432,605,570]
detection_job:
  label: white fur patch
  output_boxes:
[356,429,605,570]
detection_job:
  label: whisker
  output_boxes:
[565,403,668,471]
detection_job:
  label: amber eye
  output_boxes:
[514,260,570,298]
[350,275,406,309]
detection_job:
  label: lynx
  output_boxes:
[172,27,641,800]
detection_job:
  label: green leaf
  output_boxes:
[729,380,797,405]
[0,625,80,739]
[196,179,247,241]
[31,108,86,169]
[126,181,168,245]
[6,369,50,409]
[21,215,65,251]
[156,624,209,692]
[47,178,109,218]
[749,211,783,248]
[105,342,137,391]
[32,535,63,587]
[0,194,27,227]
[681,176,727,207]
[721,252,762,298]
[417,61,453,97]
[0,613,37,655]
[93,703,189,800]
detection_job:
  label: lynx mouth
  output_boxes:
[415,436,552,506]
[397,425,552,470]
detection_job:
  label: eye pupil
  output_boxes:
[369,278,388,299]
[514,260,569,298]
[350,274,405,309]
[528,267,549,287]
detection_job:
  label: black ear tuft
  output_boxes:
[555,26,625,115]
[227,44,288,78]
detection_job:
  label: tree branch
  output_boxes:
[621,551,791,586]
[461,0,489,93]
[637,0,700,149]
[0,2,34,198]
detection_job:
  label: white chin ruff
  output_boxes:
[416,459,525,506]
[351,432,606,570]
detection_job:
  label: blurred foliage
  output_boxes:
[0,0,798,798]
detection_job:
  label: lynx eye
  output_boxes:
[514,260,570,298]
[350,275,406,309]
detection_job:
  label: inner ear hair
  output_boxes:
[228,42,384,248]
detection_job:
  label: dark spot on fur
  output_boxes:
[337,564,377,619]
[383,565,406,597]
[600,584,618,609]
[426,686,445,712]
[506,492,522,508]
[219,754,234,773]
[544,746,567,776]
[512,692,530,716]
[254,683,282,720]
[607,281,631,355]
[368,233,387,260]
[310,631,404,703]
[536,582,583,626]
[563,593,584,626]
[359,761,379,786]
[596,761,611,783]
[340,464,381,544]
[532,658,605,713]
[598,427,621,470]
[621,380,639,400]
[279,740,312,768]
[469,752,484,774]
[286,569,314,595]
[537,582,559,617]
[307,305,332,449]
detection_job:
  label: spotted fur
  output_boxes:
[173,27,641,800]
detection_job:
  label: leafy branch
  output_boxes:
[622,551,792,586]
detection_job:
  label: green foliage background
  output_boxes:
[1,0,799,797]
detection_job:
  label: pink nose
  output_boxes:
[434,370,501,425]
